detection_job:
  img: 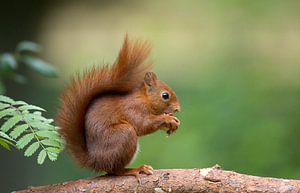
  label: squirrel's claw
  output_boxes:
[160,114,180,135]
[116,165,154,184]
[139,164,154,175]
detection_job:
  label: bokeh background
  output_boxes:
[1,1,300,192]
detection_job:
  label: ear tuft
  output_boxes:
[144,72,157,86]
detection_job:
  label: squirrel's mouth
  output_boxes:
[163,106,180,116]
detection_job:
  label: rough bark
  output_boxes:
[13,165,300,193]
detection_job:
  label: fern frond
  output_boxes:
[16,133,35,148]
[1,115,22,132]
[19,104,45,112]
[13,101,27,106]
[47,151,58,161]
[0,108,15,119]
[0,131,15,150]
[0,103,10,110]
[0,139,10,150]
[0,95,64,164]
[10,124,29,139]
[37,149,47,164]
[41,139,61,148]
[0,138,13,150]
[0,95,15,103]
[24,142,40,157]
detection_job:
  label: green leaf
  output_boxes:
[29,122,53,130]
[0,130,16,151]
[0,139,11,150]
[46,147,60,154]
[33,111,42,116]
[13,74,28,84]
[10,124,29,139]
[0,137,15,149]
[0,108,15,119]
[37,149,47,164]
[36,130,61,141]
[14,100,27,106]
[1,115,22,132]
[16,133,34,149]
[47,152,58,161]
[24,115,47,123]
[0,53,17,70]
[16,41,42,53]
[41,139,61,148]
[44,119,54,124]
[19,104,45,112]
[21,56,57,77]
[0,95,15,104]
[0,131,13,141]
[0,95,63,163]
[24,142,40,157]
[0,102,10,110]
[22,110,29,114]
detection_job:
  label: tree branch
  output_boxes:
[13,165,300,193]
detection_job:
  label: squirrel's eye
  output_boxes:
[161,92,170,100]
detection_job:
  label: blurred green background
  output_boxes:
[1,1,300,192]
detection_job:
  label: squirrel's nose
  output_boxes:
[174,105,180,113]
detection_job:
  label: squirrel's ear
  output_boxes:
[144,72,157,87]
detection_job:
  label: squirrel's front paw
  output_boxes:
[161,114,180,135]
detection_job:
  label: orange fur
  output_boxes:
[56,35,180,175]
[56,36,151,167]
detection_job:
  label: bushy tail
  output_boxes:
[56,36,151,167]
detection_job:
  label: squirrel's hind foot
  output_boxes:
[115,165,154,183]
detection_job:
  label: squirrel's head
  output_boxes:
[143,72,180,115]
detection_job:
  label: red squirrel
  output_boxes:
[56,35,180,181]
